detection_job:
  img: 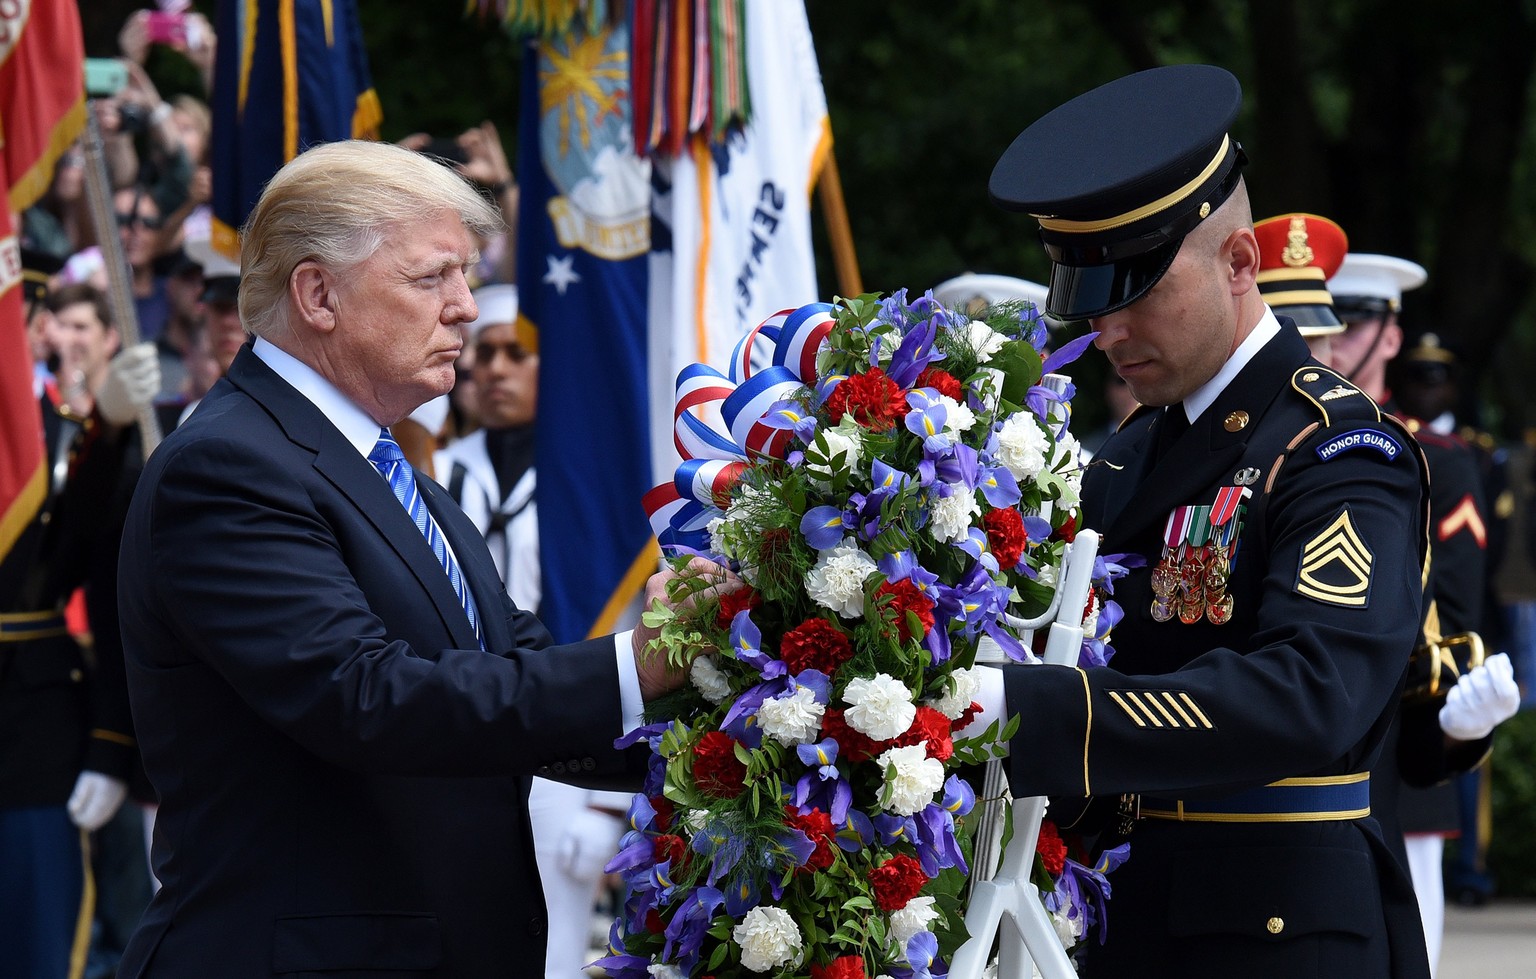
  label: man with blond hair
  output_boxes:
[116,140,718,976]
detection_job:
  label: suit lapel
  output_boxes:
[226,347,485,650]
[1104,326,1310,547]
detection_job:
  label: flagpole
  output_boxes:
[79,106,162,455]
[817,147,863,297]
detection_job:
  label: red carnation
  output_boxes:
[1052,512,1078,544]
[786,807,837,871]
[649,795,675,832]
[1036,819,1068,877]
[820,708,881,763]
[984,507,1028,570]
[915,366,963,402]
[716,587,762,629]
[869,852,929,911]
[895,705,954,761]
[810,956,868,979]
[653,833,690,871]
[875,578,936,643]
[825,367,911,431]
[645,907,666,934]
[781,618,855,676]
[954,701,982,732]
[693,731,748,798]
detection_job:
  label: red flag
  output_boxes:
[0,0,86,559]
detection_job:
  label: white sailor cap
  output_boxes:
[932,273,1050,315]
[465,284,520,340]
[1327,253,1427,318]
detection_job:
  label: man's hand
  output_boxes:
[97,342,161,428]
[632,558,742,701]
[67,771,128,831]
[1440,652,1521,742]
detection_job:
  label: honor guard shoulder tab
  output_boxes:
[1289,367,1382,428]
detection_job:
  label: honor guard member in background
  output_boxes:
[982,65,1433,977]
[1276,236,1518,972]
[2,258,158,979]
[1385,327,1520,916]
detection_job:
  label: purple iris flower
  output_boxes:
[801,505,849,550]
[663,885,724,969]
[952,564,1010,638]
[983,617,1029,662]
[914,802,968,877]
[834,808,876,852]
[605,829,655,876]
[922,622,952,663]
[1017,303,1050,351]
[1045,842,1130,945]
[762,398,818,444]
[870,458,913,497]
[874,811,918,846]
[814,372,848,408]
[1022,514,1053,544]
[877,288,912,327]
[692,819,747,886]
[887,316,943,388]
[731,609,785,681]
[614,720,672,752]
[879,550,939,591]
[587,921,653,979]
[904,391,953,454]
[624,794,659,833]
[901,931,944,978]
[934,443,981,490]
[794,739,852,824]
[1025,382,1064,425]
[953,527,997,573]
[978,464,1021,508]
[1040,331,1099,375]
[723,869,761,918]
[721,682,776,748]
[1093,551,1145,597]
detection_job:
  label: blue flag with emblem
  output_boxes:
[518,25,655,643]
[209,0,382,258]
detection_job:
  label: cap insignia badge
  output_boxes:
[1282,216,1314,268]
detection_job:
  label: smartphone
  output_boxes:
[83,57,128,98]
[145,10,188,46]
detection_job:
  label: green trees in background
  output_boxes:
[81,0,1536,433]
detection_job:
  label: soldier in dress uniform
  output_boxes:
[1,262,158,978]
[981,65,1434,978]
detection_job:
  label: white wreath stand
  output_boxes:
[948,527,1099,979]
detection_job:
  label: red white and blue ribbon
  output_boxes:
[646,302,836,551]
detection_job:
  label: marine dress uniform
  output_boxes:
[985,65,1433,978]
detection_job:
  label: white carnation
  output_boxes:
[1052,906,1084,945]
[878,742,946,816]
[928,666,982,720]
[889,895,940,959]
[965,319,1008,363]
[649,966,688,979]
[804,539,877,618]
[707,516,728,557]
[733,905,803,973]
[758,687,826,746]
[937,395,976,434]
[843,673,917,741]
[808,425,863,480]
[996,413,1050,482]
[929,490,980,544]
[690,655,732,705]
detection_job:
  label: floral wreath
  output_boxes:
[605,292,1132,978]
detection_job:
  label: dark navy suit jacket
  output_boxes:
[117,345,642,977]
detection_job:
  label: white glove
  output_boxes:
[67,771,129,831]
[1439,652,1522,742]
[96,342,161,426]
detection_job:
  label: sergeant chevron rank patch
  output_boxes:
[1106,689,1215,729]
[1295,509,1374,607]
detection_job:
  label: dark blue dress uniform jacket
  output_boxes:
[116,345,645,978]
[1002,323,1433,978]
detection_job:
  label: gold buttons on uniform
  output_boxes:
[1266,916,1284,935]
[69,669,84,683]
[1302,371,1319,382]
[1224,410,1250,432]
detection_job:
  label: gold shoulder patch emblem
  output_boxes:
[1295,509,1374,607]
[1318,385,1358,402]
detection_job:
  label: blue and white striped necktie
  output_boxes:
[368,429,484,649]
